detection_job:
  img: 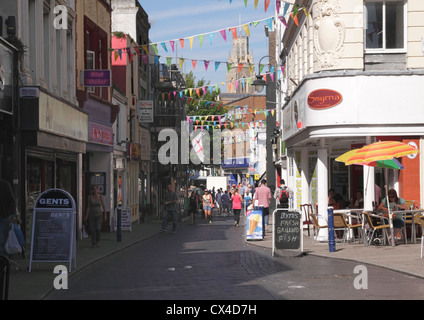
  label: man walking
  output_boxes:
[161,184,179,233]
[253,179,272,235]
[274,179,292,209]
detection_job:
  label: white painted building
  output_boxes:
[276,0,424,240]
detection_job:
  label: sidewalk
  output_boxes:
[6,216,424,300]
[250,225,424,279]
[8,218,164,300]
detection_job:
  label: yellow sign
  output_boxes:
[254,174,259,180]
[246,174,250,178]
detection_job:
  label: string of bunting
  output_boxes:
[110,4,308,59]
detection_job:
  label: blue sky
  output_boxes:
[139,0,278,92]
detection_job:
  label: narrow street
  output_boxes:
[44,212,424,301]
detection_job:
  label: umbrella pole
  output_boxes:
[384,167,395,247]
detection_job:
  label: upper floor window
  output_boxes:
[365,0,406,52]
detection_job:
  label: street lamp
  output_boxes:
[252,55,278,93]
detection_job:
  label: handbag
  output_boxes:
[5,226,22,255]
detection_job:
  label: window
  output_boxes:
[365,1,406,51]
[86,50,95,93]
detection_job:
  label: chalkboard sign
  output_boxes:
[274,209,302,250]
[29,189,76,272]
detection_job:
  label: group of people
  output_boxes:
[185,179,293,231]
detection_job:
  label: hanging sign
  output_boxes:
[83,70,112,87]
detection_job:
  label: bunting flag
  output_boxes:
[111,5,311,54]
[204,60,210,71]
[264,0,271,12]
[220,29,227,42]
[192,60,197,70]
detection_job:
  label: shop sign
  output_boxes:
[29,189,76,272]
[307,89,343,110]
[83,70,111,87]
[0,39,14,115]
[89,122,113,146]
[127,142,141,161]
[137,100,154,123]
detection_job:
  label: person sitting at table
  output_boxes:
[377,189,408,241]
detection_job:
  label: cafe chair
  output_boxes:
[333,212,363,243]
[362,212,391,246]
[310,213,328,241]
[404,200,421,243]
[300,204,314,236]
[332,213,349,243]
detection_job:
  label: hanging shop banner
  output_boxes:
[137,100,154,123]
[83,70,112,87]
[29,189,76,272]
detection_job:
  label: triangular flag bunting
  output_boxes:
[192,60,197,69]
[242,24,250,36]
[264,0,270,12]
[220,29,227,41]
[179,38,185,49]
[230,27,237,40]
[189,37,194,49]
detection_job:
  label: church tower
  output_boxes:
[226,34,255,94]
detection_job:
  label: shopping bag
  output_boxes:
[13,223,25,248]
[5,227,22,255]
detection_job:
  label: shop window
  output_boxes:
[365,1,406,51]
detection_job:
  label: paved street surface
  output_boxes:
[38,212,424,301]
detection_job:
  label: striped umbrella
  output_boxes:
[344,141,418,165]
[343,141,419,246]
[336,148,405,170]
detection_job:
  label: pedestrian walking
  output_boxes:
[253,179,272,235]
[202,189,213,223]
[215,189,222,215]
[221,190,230,216]
[85,185,107,248]
[188,191,198,224]
[0,179,18,256]
[232,188,242,227]
[274,179,293,209]
[161,184,179,232]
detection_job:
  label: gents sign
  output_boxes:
[29,189,76,272]
[307,89,343,110]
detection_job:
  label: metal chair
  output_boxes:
[0,255,10,300]
[333,212,362,243]
[310,213,328,240]
[300,204,314,236]
[362,212,391,246]
[404,200,421,243]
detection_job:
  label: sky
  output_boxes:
[139,0,279,92]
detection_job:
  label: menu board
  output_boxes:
[29,189,76,272]
[274,210,301,250]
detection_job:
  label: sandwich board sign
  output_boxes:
[272,209,303,257]
[29,189,76,272]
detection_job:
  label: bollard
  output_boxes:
[117,207,122,242]
[328,207,336,252]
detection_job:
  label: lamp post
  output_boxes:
[252,55,278,93]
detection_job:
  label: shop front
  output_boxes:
[84,95,117,232]
[283,71,424,240]
[0,37,16,184]
[19,88,88,243]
